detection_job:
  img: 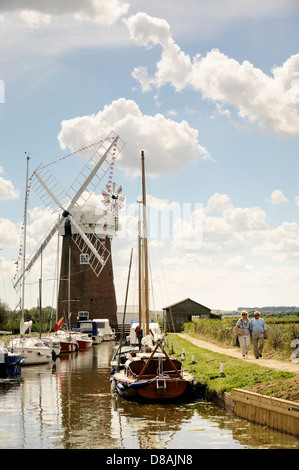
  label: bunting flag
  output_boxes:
[101,137,118,257]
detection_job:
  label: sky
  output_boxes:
[1,0,299,313]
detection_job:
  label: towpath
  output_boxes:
[177,333,299,374]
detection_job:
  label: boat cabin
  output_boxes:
[77,320,97,336]
[76,320,103,344]
[93,318,116,341]
[124,352,183,380]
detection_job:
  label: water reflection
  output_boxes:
[0,342,298,449]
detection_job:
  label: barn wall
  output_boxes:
[164,299,212,332]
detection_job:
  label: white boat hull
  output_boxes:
[8,337,53,365]
[14,348,53,365]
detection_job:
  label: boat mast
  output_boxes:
[20,154,30,337]
[138,201,142,327]
[68,246,71,334]
[141,151,150,335]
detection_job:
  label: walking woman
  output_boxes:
[236,310,251,359]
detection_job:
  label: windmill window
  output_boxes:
[80,254,89,264]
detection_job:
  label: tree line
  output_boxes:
[0,300,56,334]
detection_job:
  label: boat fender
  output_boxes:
[52,350,57,362]
[129,381,150,389]
[75,343,79,351]
[116,383,125,391]
[110,378,116,392]
[111,368,115,375]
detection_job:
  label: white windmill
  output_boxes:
[13,131,125,325]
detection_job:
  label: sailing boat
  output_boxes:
[111,151,193,400]
[9,155,53,366]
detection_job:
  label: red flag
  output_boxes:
[54,317,64,332]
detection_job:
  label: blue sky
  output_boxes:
[1,0,299,312]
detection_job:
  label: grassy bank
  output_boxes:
[165,333,299,402]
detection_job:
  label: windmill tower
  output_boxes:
[13,131,125,328]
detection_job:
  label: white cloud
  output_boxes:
[269,189,289,204]
[0,0,129,26]
[205,192,233,214]
[222,206,268,232]
[0,218,19,247]
[126,12,299,136]
[0,172,20,201]
[225,255,251,271]
[252,221,299,260]
[58,98,212,178]
[0,3,130,76]
[20,10,51,28]
[149,192,269,253]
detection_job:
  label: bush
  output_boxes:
[0,300,9,325]
[184,318,236,345]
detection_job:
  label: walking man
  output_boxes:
[250,311,267,359]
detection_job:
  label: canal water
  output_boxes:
[0,341,298,450]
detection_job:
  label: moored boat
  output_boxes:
[70,332,93,350]
[8,321,53,366]
[111,337,193,400]
[53,329,78,353]
[77,320,104,345]
[0,340,24,378]
[93,319,116,341]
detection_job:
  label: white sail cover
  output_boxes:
[20,320,33,336]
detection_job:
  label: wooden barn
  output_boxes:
[163,298,221,332]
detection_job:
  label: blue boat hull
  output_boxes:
[0,354,24,378]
